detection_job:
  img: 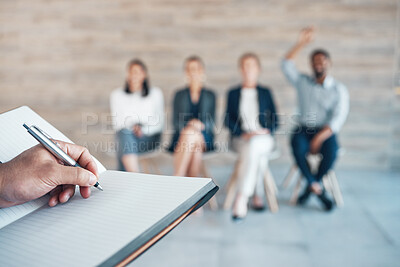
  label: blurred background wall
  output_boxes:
[0,0,398,171]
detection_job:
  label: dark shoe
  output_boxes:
[297,187,312,206]
[252,205,266,212]
[232,194,248,222]
[317,192,334,211]
[251,195,266,211]
[231,214,246,223]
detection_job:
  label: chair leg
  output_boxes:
[264,169,279,213]
[328,170,344,207]
[322,175,333,196]
[290,174,303,205]
[207,196,218,211]
[223,160,241,210]
[149,159,161,175]
[140,159,150,174]
[200,161,218,211]
[266,168,278,195]
[199,161,209,177]
[281,165,298,189]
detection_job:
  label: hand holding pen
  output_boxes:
[0,124,105,208]
[0,138,101,208]
[23,124,103,192]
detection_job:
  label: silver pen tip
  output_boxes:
[96,184,104,191]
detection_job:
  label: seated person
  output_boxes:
[225,53,279,221]
[169,56,216,177]
[0,141,99,208]
[281,27,349,211]
[110,59,164,172]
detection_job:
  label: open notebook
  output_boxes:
[0,106,218,266]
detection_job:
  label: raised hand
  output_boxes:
[285,26,316,60]
[298,26,315,46]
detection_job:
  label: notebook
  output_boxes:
[0,106,218,266]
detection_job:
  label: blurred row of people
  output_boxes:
[109,27,349,220]
[0,27,349,218]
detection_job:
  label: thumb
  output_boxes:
[56,165,98,187]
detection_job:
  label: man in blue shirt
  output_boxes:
[281,27,349,211]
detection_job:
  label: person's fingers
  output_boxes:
[49,185,90,207]
[79,186,91,199]
[49,195,59,207]
[55,141,99,177]
[55,164,98,187]
[59,185,76,203]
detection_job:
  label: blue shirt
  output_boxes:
[281,59,349,133]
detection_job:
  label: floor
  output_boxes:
[132,165,400,267]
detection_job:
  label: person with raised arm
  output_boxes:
[281,27,349,211]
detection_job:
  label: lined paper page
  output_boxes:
[0,106,107,229]
[0,196,49,229]
[0,106,106,171]
[0,171,213,267]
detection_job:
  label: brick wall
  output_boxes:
[0,0,397,170]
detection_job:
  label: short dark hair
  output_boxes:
[239,52,261,68]
[124,58,150,97]
[310,49,331,61]
[184,55,205,69]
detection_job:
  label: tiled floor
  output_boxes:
[132,165,400,267]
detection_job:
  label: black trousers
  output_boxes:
[291,126,339,185]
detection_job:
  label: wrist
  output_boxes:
[324,126,333,134]
[0,163,9,208]
[321,126,333,138]
[295,42,306,49]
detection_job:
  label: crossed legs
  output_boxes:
[117,130,161,173]
[291,128,338,210]
[173,126,205,177]
[232,134,274,219]
[291,130,338,184]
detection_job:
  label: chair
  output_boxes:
[223,143,281,213]
[281,149,345,207]
[161,148,220,211]
[199,151,220,211]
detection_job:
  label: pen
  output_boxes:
[23,123,103,191]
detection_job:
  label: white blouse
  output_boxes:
[239,88,262,132]
[110,87,164,135]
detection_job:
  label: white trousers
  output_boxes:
[232,134,274,197]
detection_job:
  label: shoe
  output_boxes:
[251,195,266,211]
[232,194,248,221]
[297,187,312,206]
[317,192,334,211]
[231,214,245,223]
[252,205,266,212]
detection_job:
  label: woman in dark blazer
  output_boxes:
[225,53,279,220]
[170,56,216,177]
